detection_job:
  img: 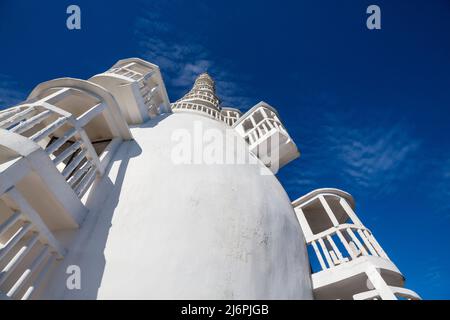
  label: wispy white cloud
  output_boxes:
[284,110,422,199]
[171,60,212,87]
[133,7,255,109]
[0,74,26,109]
[324,116,421,196]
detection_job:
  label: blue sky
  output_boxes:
[1,0,449,299]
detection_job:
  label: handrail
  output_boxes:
[307,223,371,243]
[183,91,219,103]
[171,101,225,122]
[307,223,389,271]
[243,117,285,138]
[181,95,219,107]
[0,187,65,299]
[0,101,102,200]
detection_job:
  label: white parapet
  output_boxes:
[292,188,421,300]
[90,58,171,125]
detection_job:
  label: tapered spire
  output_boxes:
[176,72,221,110]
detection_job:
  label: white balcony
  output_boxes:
[0,187,65,300]
[233,102,299,171]
[221,107,242,126]
[293,188,421,300]
[90,58,171,125]
[0,77,132,299]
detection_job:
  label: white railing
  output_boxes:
[0,105,67,138]
[108,63,145,82]
[182,91,220,106]
[0,188,64,300]
[195,85,214,92]
[221,110,241,127]
[223,116,239,126]
[184,91,219,104]
[0,103,101,200]
[171,101,226,122]
[51,138,99,199]
[308,223,389,272]
[138,82,160,114]
[93,59,169,121]
[181,95,220,108]
[243,117,288,147]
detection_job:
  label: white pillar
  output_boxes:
[339,198,363,226]
[365,265,397,300]
[318,195,340,227]
[294,207,314,239]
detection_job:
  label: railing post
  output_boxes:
[336,230,357,260]
[77,128,104,176]
[357,229,379,257]
[311,240,327,270]
[346,227,368,256]
[318,237,334,268]
[327,234,346,264]
[5,187,65,257]
[364,230,389,259]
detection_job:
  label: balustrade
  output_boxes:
[0,188,64,299]
[171,101,226,122]
[307,223,387,271]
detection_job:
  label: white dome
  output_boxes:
[43,112,312,299]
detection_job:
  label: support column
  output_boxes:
[365,265,397,300]
[339,198,364,226]
[318,195,340,227]
[294,207,314,239]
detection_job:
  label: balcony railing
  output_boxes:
[181,93,220,108]
[242,117,288,148]
[181,96,219,108]
[171,101,226,122]
[0,103,102,200]
[183,91,219,104]
[138,81,160,115]
[108,63,146,82]
[0,188,64,300]
[308,223,389,272]
[0,105,68,141]
[91,58,171,123]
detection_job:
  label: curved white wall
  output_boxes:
[44,113,313,299]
